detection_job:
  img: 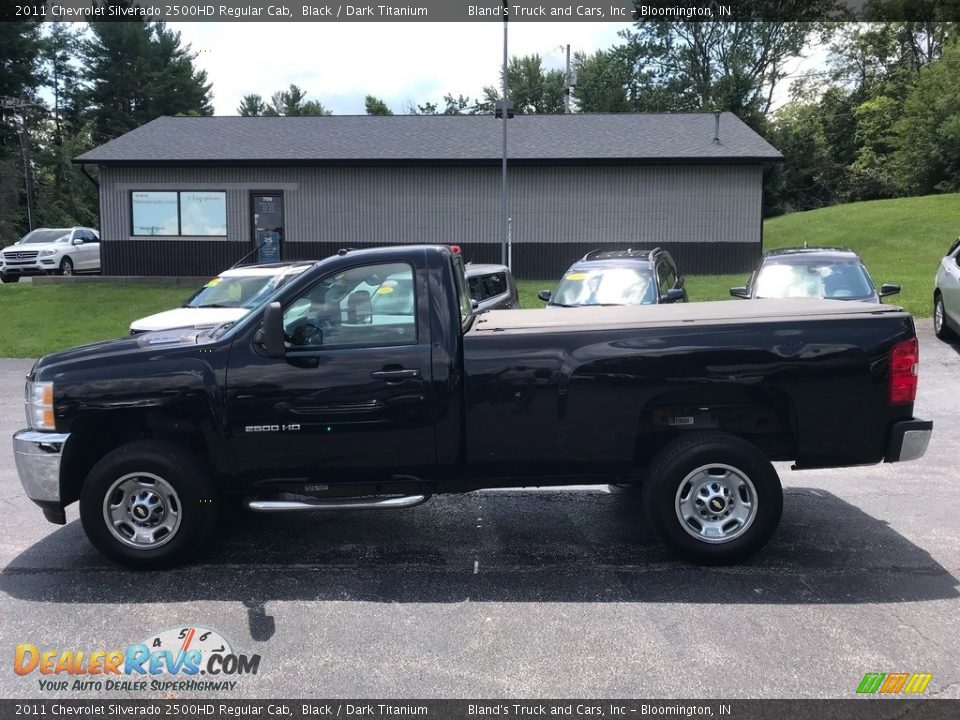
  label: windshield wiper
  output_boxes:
[195,303,236,309]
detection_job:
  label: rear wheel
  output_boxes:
[59,257,74,276]
[934,292,955,340]
[80,440,219,569]
[641,432,782,565]
[0,273,18,283]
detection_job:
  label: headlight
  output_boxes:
[40,249,58,257]
[25,381,55,430]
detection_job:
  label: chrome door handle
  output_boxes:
[370,369,421,380]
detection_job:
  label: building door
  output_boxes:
[251,193,284,263]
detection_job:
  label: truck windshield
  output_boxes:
[184,275,282,309]
[755,260,875,300]
[553,267,657,306]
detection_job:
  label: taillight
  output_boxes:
[889,337,919,405]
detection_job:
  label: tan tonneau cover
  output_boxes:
[469,298,907,334]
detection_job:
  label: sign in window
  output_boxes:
[131,191,227,237]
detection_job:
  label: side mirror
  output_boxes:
[470,298,479,310]
[254,301,285,358]
[661,288,685,303]
[537,289,552,302]
[879,283,901,298]
[729,287,750,299]
[72,238,83,246]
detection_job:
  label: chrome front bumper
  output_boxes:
[884,418,933,463]
[13,429,70,503]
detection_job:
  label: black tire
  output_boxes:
[79,440,219,569]
[934,292,956,341]
[641,432,783,565]
[59,257,74,276]
[0,273,18,284]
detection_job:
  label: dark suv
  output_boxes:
[538,248,686,307]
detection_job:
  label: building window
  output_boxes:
[130,191,227,237]
[180,191,227,236]
[131,191,179,236]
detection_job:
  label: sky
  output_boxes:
[169,22,627,115]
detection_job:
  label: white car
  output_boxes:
[129,263,314,334]
[1,227,100,282]
[934,237,960,341]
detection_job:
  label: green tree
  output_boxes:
[84,4,212,143]
[572,50,631,112]
[238,94,267,117]
[34,22,97,230]
[407,94,474,115]
[364,95,393,115]
[615,18,827,126]
[0,20,43,242]
[893,39,960,193]
[264,84,331,116]
[477,54,565,114]
[764,101,832,215]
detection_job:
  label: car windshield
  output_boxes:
[370,275,415,315]
[552,267,657,306]
[184,274,283,309]
[754,260,875,300]
[20,229,71,244]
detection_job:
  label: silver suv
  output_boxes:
[1,227,100,283]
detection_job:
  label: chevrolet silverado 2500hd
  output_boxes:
[13,245,932,568]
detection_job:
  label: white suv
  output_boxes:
[1,227,100,283]
[129,263,314,334]
[934,237,960,341]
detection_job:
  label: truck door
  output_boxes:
[224,258,435,483]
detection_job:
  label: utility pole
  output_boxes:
[500,0,509,267]
[2,97,37,231]
[564,44,571,114]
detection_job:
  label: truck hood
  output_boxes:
[31,328,213,379]
[130,306,249,333]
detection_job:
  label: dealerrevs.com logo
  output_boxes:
[14,627,260,693]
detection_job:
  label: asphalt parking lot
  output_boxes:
[0,325,958,700]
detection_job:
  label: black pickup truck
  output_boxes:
[13,245,932,568]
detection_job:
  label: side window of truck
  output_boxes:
[282,262,417,349]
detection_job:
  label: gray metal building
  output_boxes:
[74,113,782,278]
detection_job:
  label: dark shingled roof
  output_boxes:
[75,113,782,166]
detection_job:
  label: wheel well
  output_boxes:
[635,387,797,469]
[60,412,210,506]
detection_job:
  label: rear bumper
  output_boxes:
[884,418,933,463]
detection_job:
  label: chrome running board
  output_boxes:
[246,494,430,512]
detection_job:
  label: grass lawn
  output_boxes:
[0,283,189,358]
[2,193,957,357]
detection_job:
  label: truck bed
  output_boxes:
[463,298,916,475]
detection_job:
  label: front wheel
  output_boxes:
[642,432,783,565]
[59,257,74,276]
[80,440,219,569]
[0,273,18,283]
[934,293,955,340]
